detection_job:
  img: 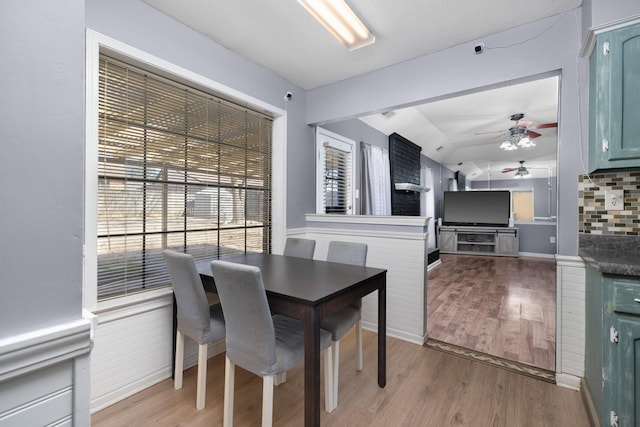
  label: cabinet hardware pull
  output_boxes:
[603,41,610,56]
[602,138,609,152]
[634,298,640,303]
[610,410,618,427]
[610,326,619,344]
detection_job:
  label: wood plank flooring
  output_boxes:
[91,329,587,426]
[427,254,556,372]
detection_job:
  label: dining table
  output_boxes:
[195,252,387,427]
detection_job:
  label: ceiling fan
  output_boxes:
[476,113,558,140]
[501,160,543,177]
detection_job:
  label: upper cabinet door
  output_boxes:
[590,22,640,171]
[609,24,640,162]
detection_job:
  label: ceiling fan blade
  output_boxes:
[526,130,542,138]
[533,122,558,129]
[515,120,532,127]
[501,167,518,173]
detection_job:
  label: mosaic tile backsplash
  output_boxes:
[579,171,640,235]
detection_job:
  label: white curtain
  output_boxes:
[421,166,436,249]
[361,143,391,215]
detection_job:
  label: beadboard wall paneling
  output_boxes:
[0,319,92,426]
[555,255,586,389]
[90,295,225,412]
[306,227,429,344]
[0,361,73,426]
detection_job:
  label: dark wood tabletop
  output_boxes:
[196,252,387,427]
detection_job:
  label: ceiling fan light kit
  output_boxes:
[502,160,538,178]
[497,113,551,151]
[500,139,518,150]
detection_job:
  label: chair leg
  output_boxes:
[274,371,286,386]
[223,356,235,427]
[356,320,363,371]
[330,340,340,411]
[174,330,184,390]
[196,343,208,410]
[324,348,335,413]
[262,375,274,427]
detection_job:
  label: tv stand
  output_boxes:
[438,225,519,257]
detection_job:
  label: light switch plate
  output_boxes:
[605,189,624,210]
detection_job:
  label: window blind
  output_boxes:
[97,55,272,301]
[323,144,351,214]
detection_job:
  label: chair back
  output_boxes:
[327,241,367,266]
[163,250,212,340]
[210,260,277,376]
[283,237,316,259]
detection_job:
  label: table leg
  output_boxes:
[303,305,322,427]
[378,281,386,388]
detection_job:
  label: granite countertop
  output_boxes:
[579,234,640,276]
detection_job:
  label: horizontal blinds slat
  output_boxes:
[97,54,272,301]
[323,146,350,214]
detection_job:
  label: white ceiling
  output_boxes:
[359,75,560,181]
[141,0,577,181]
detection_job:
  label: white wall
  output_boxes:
[305,215,430,344]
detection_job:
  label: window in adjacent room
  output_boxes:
[95,54,272,301]
[315,127,355,214]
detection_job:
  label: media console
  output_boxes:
[437,225,519,257]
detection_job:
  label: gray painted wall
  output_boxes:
[0,0,85,339]
[321,120,455,219]
[591,0,640,27]
[2,0,638,342]
[516,223,557,254]
[422,155,456,221]
[470,177,557,220]
[305,12,585,256]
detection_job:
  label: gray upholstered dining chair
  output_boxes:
[283,237,316,259]
[163,249,226,411]
[210,260,331,427]
[321,241,368,413]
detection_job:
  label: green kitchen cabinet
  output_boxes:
[585,266,640,426]
[589,21,640,172]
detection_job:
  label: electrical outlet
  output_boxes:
[550,236,556,244]
[605,189,624,210]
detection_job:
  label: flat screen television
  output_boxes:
[443,190,511,227]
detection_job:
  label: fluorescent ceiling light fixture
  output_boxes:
[298,0,375,50]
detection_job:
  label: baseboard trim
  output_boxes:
[90,367,171,413]
[519,251,556,259]
[361,322,426,346]
[580,378,600,427]
[427,259,442,272]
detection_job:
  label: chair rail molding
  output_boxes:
[0,318,93,426]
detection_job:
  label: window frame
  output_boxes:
[315,126,356,215]
[84,30,287,311]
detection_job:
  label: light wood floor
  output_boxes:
[428,254,556,371]
[92,330,588,426]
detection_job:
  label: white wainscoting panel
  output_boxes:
[306,228,429,344]
[90,293,226,412]
[555,255,586,389]
[0,318,92,426]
